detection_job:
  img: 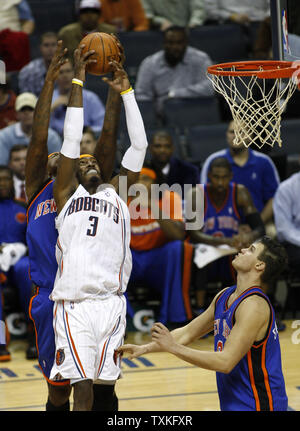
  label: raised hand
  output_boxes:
[45,40,68,82]
[102,60,131,94]
[73,44,97,82]
[151,322,175,353]
[109,33,125,65]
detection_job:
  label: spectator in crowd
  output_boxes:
[18,32,58,97]
[80,126,97,154]
[0,166,36,360]
[50,61,105,137]
[0,0,35,35]
[0,92,62,165]
[141,0,206,30]
[127,165,194,324]
[8,144,27,202]
[187,157,265,313]
[204,0,269,25]
[200,120,280,236]
[0,82,17,130]
[148,129,199,202]
[99,0,149,31]
[58,0,115,60]
[273,168,300,274]
[0,0,34,72]
[135,26,213,119]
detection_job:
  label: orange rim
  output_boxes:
[207,60,300,79]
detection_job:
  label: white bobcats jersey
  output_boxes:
[50,184,132,301]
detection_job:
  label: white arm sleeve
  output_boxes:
[60,107,84,159]
[121,90,148,172]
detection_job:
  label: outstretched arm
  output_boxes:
[93,86,121,183]
[25,40,68,202]
[117,289,220,359]
[151,295,269,374]
[93,37,124,183]
[53,45,96,214]
[103,61,148,193]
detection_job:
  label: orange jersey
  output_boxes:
[129,191,183,251]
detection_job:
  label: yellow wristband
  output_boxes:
[72,78,83,87]
[120,86,133,95]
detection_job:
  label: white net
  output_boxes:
[207,70,298,148]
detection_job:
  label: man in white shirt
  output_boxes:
[135,26,214,118]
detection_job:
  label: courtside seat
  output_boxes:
[118,31,164,80]
[117,126,184,164]
[27,0,76,34]
[119,100,161,134]
[163,96,222,130]
[183,123,228,166]
[189,24,249,63]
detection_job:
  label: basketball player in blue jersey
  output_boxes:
[118,235,289,411]
[188,157,265,312]
[25,39,125,411]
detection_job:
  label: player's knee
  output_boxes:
[48,383,71,407]
[73,379,94,411]
[92,383,118,411]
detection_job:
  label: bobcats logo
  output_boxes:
[56,348,65,366]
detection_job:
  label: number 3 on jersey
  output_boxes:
[87,216,99,237]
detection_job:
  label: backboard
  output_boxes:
[271,0,300,61]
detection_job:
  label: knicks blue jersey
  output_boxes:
[0,199,27,244]
[203,183,240,238]
[214,286,288,411]
[26,179,58,292]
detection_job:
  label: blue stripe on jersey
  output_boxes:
[62,302,85,379]
[115,197,126,293]
[26,180,58,292]
[214,286,288,411]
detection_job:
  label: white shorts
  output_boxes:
[49,294,126,383]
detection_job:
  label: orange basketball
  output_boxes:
[79,32,120,76]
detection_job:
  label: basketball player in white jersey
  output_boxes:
[49,46,148,410]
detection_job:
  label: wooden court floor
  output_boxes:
[0,319,299,411]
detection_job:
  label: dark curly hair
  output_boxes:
[258,236,288,284]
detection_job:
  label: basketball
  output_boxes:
[79,32,121,76]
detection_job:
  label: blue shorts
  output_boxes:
[29,287,69,385]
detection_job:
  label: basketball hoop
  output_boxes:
[207,60,300,148]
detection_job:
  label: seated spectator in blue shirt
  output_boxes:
[273,169,300,272]
[200,120,280,235]
[135,26,213,119]
[0,92,62,165]
[0,166,35,360]
[149,129,200,204]
[50,61,105,137]
[18,32,58,97]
